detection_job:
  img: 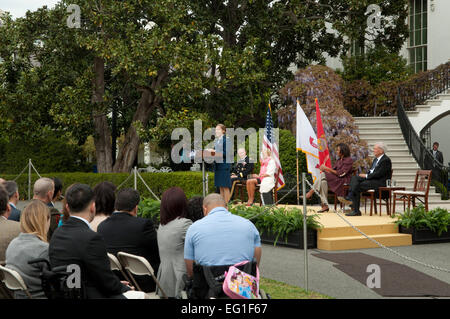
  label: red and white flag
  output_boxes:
[315,98,331,168]
[296,100,320,182]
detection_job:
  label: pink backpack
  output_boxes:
[222,261,260,299]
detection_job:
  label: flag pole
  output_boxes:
[296,98,300,206]
[296,150,300,206]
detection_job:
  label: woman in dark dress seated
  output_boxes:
[304,143,353,212]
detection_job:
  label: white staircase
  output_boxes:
[407,91,450,135]
[354,116,449,211]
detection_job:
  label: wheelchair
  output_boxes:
[182,260,269,299]
[28,258,84,299]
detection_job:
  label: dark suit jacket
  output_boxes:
[433,150,443,166]
[49,217,130,299]
[231,156,254,180]
[97,212,160,292]
[365,154,392,189]
[7,205,21,222]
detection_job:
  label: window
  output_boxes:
[408,0,428,73]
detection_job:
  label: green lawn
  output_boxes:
[260,277,332,299]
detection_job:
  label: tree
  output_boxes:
[1,1,216,172]
[0,1,409,173]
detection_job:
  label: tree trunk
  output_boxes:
[92,56,113,173]
[112,89,159,173]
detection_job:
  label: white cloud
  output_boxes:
[1,0,61,19]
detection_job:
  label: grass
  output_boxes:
[260,277,332,299]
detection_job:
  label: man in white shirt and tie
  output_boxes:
[339,142,392,216]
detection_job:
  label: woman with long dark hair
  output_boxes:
[304,143,353,212]
[156,187,192,298]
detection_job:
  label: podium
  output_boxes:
[192,150,216,197]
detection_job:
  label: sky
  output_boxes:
[1,0,60,19]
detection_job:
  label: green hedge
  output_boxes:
[0,133,91,174]
[0,171,215,200]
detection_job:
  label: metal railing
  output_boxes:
[344,61,450,116]
[400,61,450,111]
[397,89,448,186]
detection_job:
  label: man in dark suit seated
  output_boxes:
[4,181,21,222]
[339,142,392,216]
[97,188,160,292]
[230,148,254,200]
[49,183,145,299]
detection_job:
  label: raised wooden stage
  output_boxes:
[279,205,412,251]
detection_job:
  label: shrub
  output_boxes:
[0,171,215,200]
[393,205,450,236]
[138,198,161,224]
[229,204,322,245]
[0,133,90,174]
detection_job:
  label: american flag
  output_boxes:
[262,105,285,190]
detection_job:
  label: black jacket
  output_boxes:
[231,156,254,180]
[97,212,160,292]
[49,217,130,299]
[366,154,392,188]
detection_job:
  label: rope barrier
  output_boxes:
[12,163,29,182]
[303,178,450,274]
[136,170,160,202]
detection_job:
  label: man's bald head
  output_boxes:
[33,177,55,203]
[202,193,227,215]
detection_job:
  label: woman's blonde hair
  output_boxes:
[20,200,51,242]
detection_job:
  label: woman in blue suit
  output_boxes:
[207,124,232,203]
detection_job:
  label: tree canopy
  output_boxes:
[0,0,409,172]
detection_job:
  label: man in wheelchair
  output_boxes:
[182,260,267,299]
[183,193,265,299]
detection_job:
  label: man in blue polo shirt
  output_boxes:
[184,193,261,278]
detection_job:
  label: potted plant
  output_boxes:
[393,205,450,244]
[229,204,322,249]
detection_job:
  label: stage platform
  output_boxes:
[278,205,412,251]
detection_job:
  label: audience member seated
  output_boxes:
[90,181,116,232]
[230,148,254,199]
[32,178,60,240]
[339,142,392,216]
[97,188,160,293]
[50,177,63,208]
[156,187,192,298]
[5,200,51,298]
[0,185,21,263]
[5,181,21,221]
[186,196,204,223]
[245,148,276,206]
[304,143,354,212]
[49,183,144,299]
[184,193,262,279]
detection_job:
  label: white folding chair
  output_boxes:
[0,265,33,299]
[117,252,167,299]
[107,253,133,284]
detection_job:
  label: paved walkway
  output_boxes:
[259,242,450,299]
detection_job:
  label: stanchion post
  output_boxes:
[302,172,309,292]
[134,166,137,190]
[202,161,206,198]
[28,159,31,201]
